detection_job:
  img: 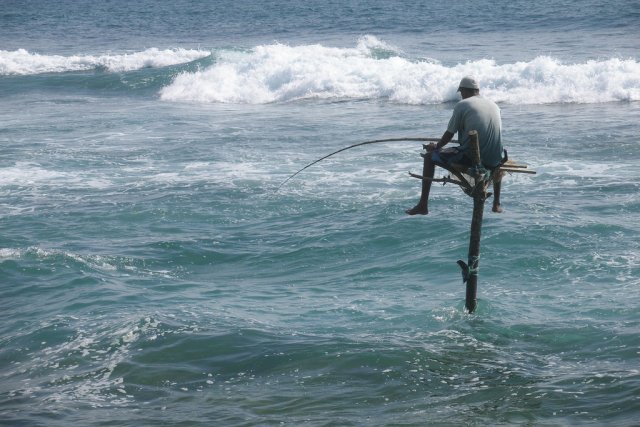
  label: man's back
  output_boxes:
[447,95,503,168]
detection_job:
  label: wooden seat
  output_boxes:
[411,155,536,198]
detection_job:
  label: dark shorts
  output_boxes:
[431,147,472,167]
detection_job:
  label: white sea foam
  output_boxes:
[537,160,620,179]
[10,315,161,408]
[0,162,71,184]
[0,162,111,189]
[160,36,640,105]
[0,248,22,259]
[0,47,211,75]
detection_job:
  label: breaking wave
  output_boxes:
[159,36,640,105]
[0,47,211,75]
[3,37,638,105]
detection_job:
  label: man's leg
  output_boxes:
[492,171,504,213]
[406,155,435,215]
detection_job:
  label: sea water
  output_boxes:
[1,0,639,425]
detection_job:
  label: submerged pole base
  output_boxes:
[457,259,478,313]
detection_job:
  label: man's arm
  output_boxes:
[427,131,455,152]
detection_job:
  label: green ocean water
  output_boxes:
[2,95,639,425]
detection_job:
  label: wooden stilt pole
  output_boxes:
[458,131,486,313]
[463,191,484,313]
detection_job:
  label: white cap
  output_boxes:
[458,76,480,91]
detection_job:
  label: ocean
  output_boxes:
[1,0,639,425]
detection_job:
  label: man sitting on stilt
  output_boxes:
[407,76,505,215]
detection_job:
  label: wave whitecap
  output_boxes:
[160,37,640,105]
[0,47,211,75]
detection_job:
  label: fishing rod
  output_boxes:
[278,137,443,190]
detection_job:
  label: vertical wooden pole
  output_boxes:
[465,190,484,313]
[462,130,485,313]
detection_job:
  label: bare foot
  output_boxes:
[406,205,428,215]
[492,204,503,213]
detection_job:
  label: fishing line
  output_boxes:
[278,137,444,190]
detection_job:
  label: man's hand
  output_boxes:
[426,142,438,152]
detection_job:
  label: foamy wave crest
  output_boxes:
[0,48,211,75]
[160,37,640,105]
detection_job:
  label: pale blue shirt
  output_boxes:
[447,95,503,168]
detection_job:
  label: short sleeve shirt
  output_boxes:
[447,95,503,168]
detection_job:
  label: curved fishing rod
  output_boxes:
[278,137,443,190]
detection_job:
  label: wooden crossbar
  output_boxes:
[499,167,537,174]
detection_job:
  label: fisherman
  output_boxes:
[406,76,504,215]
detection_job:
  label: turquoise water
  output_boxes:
[2,1,640,425]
